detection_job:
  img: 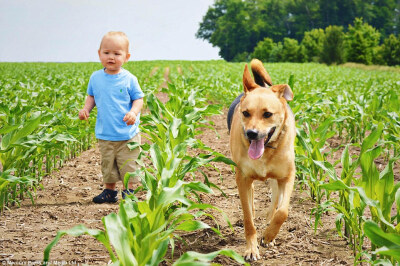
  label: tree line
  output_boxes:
[196,0,400,65]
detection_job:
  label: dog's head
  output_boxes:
[239,59,293,160]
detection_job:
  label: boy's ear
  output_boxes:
[125,53,131,62]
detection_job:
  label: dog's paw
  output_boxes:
[244,247,261,261]
[260,238,275,248]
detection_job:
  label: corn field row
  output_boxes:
[0,61,399,264]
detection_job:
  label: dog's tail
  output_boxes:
[251,59,272,87]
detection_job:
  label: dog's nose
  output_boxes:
[246,129,258,140]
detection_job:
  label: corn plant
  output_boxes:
[140,89,230,194]
[295,118,336,203]
[0,63,96,212]
[0,170,36,213]
[313,123,400,263]
[44,177,235,266]
[364,220,400,264]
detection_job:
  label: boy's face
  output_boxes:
[98,36,131,75]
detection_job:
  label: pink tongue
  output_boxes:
[248,138,265,160]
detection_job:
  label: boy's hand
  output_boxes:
[123,111,137,125]
[79,109,90,120]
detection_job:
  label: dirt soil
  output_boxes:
[0,109,355,265]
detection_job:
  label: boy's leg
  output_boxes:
[105,183,117,190]
[94,139,120,203]
[99,139,121,184]
[116,134,141,194]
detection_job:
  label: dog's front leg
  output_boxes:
[236,172,260,261]
[261,174,294,246]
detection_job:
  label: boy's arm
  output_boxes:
[79,95,96,120]
[123,98,144,126]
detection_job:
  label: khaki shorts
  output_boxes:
[98,134,141,184]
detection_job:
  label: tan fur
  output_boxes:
[230,59,295,261]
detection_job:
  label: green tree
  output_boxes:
[196,0,291,61]
[252,37,276,62]
[301,28,325,62]
[269,42,283,62]
[196,0,399,62]
[196,0,253,61]
[196,0,227,41]
[321,25,345,65]
[319,0,357,28]
[251,0,291,42]
[287,0,321,40]
[380,34,400,65]
[369,0,397,38]
[346,18,381,65]
[281,38,306,62]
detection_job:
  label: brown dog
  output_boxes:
[227,59,295,261]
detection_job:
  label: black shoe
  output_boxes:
[122,189,135,200]
[93,189,118,203]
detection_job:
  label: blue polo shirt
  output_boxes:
[87,68,144,141]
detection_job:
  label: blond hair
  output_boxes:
[100,31,130,52]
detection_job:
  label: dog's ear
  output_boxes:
[271,84,293,101]
[250,59,272,87]
[243,64,258,93]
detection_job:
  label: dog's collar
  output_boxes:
[267,115,289,150]
[265,127,276,149]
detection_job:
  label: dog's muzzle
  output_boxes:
[246,129,259,140]
[245,127,276,148]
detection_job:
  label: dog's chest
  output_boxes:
[240,157,275,181]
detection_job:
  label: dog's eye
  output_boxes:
[263,112,273,118]
[242,111,250,118]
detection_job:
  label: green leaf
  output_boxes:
[104,213,138,266]
[341,145,350,173]
[185,181,213,194]
[321,180,348,191]
[173,249,247,266]
[43,224,115,263]
[149,144,164,174]
[313,160,337,180]
[171,117,182,138]
[0,124,19,135]
[156,181,191,207]
[1,114,42,150]
[364,220,400,259]
[374,247,400,260]
[360,122,384,154]
[175,220,210,232]
[147,238,169,266]
[288,74,295,89]
[396,188,400,216]
[377,160,394,218]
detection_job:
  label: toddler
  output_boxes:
[79,31,144,203]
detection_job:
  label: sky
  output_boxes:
[0,0,221,62]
